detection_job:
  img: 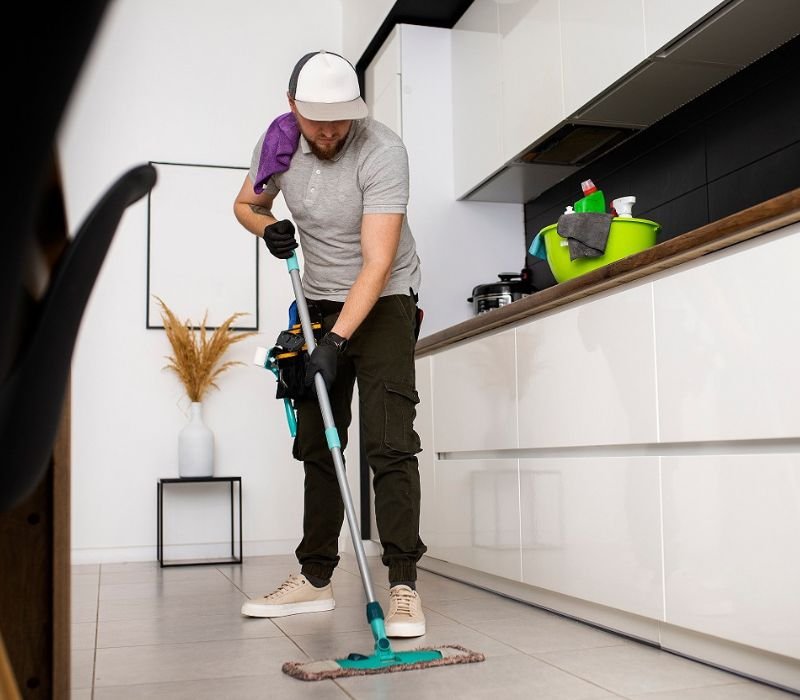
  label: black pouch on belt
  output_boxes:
[269,318,323,401]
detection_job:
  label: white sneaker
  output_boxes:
[241,573,335,618]
[384,585,426,637]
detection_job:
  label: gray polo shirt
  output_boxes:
[249,117,421,302]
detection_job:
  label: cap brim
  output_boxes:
[294,96,368,121]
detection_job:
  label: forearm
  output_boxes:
[331,263,392,339]
[233,201,278,237]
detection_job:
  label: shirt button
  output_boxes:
[310,187,315,192]
[315,169,321,174]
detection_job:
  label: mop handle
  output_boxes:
[285,253,378,605]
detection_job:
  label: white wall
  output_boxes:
[59,0,345,563]
[340,0,395,65]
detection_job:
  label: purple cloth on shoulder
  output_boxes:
[253,112,300,194]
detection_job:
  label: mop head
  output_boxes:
[282,644,485,681]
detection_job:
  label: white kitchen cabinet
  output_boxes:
[426,458,522,581]
[662,453,800,659]
[499,0,564,163]
[451,0,505,197]
[643,0,726,54]
[520,456,663,619]
[516,284,658,448]
[431,329,518,453]
[560,0,648,117]
[364,26,402,137]
[416,217,800,686]
[654,225,800,443]
[451,0,744,198]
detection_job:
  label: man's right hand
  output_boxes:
[262,219,298,259]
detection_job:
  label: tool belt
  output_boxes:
[269,315,323,402]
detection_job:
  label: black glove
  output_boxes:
[305,332,348,392]
[262,219,297,259]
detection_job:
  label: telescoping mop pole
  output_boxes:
[283,252,391,652]
[280,252,484,680]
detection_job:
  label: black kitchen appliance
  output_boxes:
[467,269,535,314]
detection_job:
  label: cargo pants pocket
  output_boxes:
[383,381,422,454]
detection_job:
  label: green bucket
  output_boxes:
[541,217,660,283]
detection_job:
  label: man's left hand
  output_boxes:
[305,333,347,391]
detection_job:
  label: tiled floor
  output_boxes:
[71,554,796,699]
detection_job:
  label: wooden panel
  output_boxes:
[52,383,70,699]
[0,388,70,698]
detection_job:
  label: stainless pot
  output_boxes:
[467,271,534,314]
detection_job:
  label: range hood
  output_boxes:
[464,0,800,203]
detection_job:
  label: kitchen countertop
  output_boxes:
[416,187,800,358]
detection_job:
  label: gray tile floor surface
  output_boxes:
[71,554,797,699]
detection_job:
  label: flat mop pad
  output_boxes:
[283,644,485,681]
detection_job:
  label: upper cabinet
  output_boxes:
[452,0,505,199]
[643,0,727,54]
[453,0,800,203]
[364,26,402,137]
[499,0,563,164]
[559,0,647,118]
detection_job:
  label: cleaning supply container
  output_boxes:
[574,179,606,213]
[540,217,660,283]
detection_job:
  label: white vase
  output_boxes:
[178,402,214,478]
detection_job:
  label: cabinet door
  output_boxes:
[499,0,564,162]
[560,0,647,117]
[365,26,402,137]
[426,458,522,582]
[431,329,518,453]
[452,0,505,197]
[520,456,663,619]
[662,454,800,660]
[643,0,726,54]
[516,284,658,448]
[654,226,800,443]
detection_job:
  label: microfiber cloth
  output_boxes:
[528,232,547,260]
[557,212,613,260]
[253,112,300,194]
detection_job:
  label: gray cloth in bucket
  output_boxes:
[557,212,613,260]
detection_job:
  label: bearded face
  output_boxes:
[290,102,352,161]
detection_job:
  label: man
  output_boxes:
[233,51,426,637]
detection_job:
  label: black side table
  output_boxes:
[157,476,242,567]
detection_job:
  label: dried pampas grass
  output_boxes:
[155,296,256,402]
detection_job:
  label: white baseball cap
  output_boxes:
[288,51,368,121]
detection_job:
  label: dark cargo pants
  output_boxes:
[293,294,427,584]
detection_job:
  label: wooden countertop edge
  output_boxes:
[416,188,800,358]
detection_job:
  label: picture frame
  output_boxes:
[146,161,258,330]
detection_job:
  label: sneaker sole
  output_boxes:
[240,598,335,618]
[384,621,427,638]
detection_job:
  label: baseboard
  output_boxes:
[418,555,800,693]
[418,555,661,644]
[71,539,298,565]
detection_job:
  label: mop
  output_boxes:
[279,252,485,681]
